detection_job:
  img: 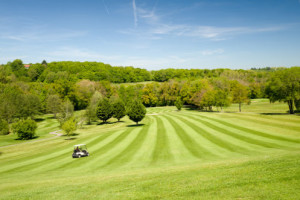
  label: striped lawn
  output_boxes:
[0,100,300,199]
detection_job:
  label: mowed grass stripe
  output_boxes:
[162,115,217,159]
[127,116,157,167]
[24,128,127,173]
[166,113,252,154]
[151,116,173,164]
[223,113,300,133]
[178,113,285,149]
[0,129,118,173]
[55,127,136,170]
[100,119,151,168]
[195,113,300,144]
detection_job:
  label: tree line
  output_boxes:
[0,59,299,138]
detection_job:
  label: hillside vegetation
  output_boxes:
[0,100,300,199]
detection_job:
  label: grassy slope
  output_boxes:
[0,99,300,199]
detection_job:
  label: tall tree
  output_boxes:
[231,81,249,112]
[46,94,62,118]
[265,67,300,114]
[86,91,102,124]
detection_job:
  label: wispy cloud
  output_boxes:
[0,29,87,42]
[133,0,138,27]
[124,3,286,41]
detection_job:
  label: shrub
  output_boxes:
[0,119,9,135]
[175,97,183,111]
[62,117,77,138]
[12,118,37,140]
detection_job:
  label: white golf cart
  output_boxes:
[72,144,89,158]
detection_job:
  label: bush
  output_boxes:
[175,97,183,111]
[0,119,9,135]
[12,118,37,140]
[62,117,77,138]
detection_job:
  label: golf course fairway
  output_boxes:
[0,100,300,199]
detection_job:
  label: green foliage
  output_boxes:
[57,99,74,127]
[10,59,28,78]
[46,94,62,118]
[175,97,183,111]
[61,117,77,138]
[142,83,158,107]
[127,100,146,124]
[86,91,103,124]
[12,118,37,140]
[96,98,113,123]
[265,67,300,114]
[112,99,126,121]
[231,81,250,112]
[0,119,9,135]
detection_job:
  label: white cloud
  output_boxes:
[201,49,224,56]
[45,47,121,62]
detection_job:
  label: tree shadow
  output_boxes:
[34,118,46,122]
[64,137,77,140]
[260,113,291,116]
[97,121,119,125]
[15,136,39,141]
[62,133,79,137]
[127,124,145,127]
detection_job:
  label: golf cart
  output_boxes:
[72,144,89,158]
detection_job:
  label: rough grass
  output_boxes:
[0,99,300,199]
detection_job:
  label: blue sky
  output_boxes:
[0,0,300,69]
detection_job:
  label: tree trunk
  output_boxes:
[136,122,138,125]
[288,100,294,114]
[239,103,241,112]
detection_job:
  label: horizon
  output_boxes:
[1,0,300,70]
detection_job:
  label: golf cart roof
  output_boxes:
[74,144,86,147]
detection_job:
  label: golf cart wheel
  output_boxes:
[78,155,81,158]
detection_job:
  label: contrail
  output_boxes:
[102,0,110,15]
[133,0,137,27]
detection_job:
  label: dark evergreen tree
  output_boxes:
[41,60,48,66]
[112,99,126,121]
[127,100,146,125]
[96,98,113,123]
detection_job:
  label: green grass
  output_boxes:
[0,99,300,199]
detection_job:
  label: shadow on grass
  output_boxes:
[261,113,291,116]
[127,124,145,127]
[0,152,2,156]
[15,136,39,141]
[64,137,77,140]
[97,121,119,125]
[34,118,46,122]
